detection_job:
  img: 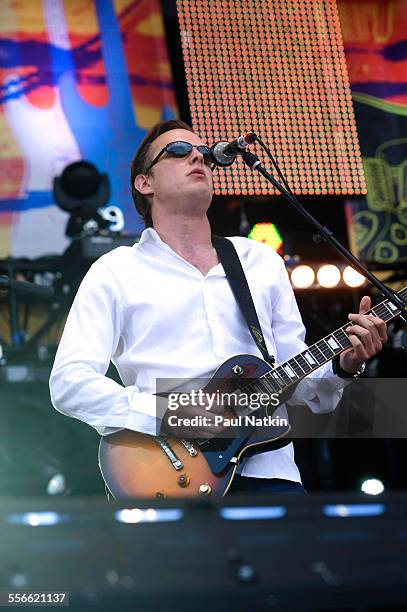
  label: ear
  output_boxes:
[134,173,154,197]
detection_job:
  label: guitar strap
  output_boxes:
[212,235,275,366]
[212,235,291,455]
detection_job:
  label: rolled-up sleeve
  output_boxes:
[49,261,165,435]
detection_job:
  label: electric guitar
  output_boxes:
[99,288,406,499]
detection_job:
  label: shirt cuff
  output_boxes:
[125,392,168,437]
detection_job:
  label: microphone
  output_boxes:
[210,132,257,167]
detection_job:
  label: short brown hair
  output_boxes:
[130,119,194,228]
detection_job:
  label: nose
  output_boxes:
[190,147,205,166]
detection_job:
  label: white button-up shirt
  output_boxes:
[49,228,345,482]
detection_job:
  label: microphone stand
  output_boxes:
[240,150,407,323]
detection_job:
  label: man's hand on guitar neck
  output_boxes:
[340,295,388,374]
[159,395,226,439]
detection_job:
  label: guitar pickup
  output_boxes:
[154,437,183,470]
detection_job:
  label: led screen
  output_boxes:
[177,0,366,197]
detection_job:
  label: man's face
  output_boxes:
[137,128,214,210]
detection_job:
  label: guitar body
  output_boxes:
[99,430,236,499]
[99,354,291,499]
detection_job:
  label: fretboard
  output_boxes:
[251,286,407,397]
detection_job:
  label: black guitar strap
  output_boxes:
[212,235,275,367]
[212,235,290,454]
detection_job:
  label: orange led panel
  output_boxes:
[177,0,366,197]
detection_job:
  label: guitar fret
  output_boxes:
[267,370,284,390]
[274,365,292,385]
[384,302,400,318]
[335,328,351,348]
[251,380,264,395]
[241,381,261,403]
[302,350,318,366]
[370,290,406,322]
[287,359,302,378]
[309,344,326,364]
[251,381,263,395]
[373,304,391,319]
[326,335,342,353]
[316,339,335,358]
[378,310,392,323]
[282,364,295,378]
[295,354,312,373]
[261,376,278,394]
[274,366,291,386]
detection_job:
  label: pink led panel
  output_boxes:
[177,0,367,197]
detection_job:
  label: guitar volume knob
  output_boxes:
[199,483,212,496]
[178,474,190,488]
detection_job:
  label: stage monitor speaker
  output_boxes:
[1,493,406,611]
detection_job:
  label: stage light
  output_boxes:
[116,508,143,523]
[286,261,369,289]
[248,222,283,251]
[323,503,385,517]
[53,161,111,238]
[360,478,385,496]
[115,508,183,523]
[7,512,64,526]
[343,265,366,288]
[317,264,341,288]
[220,506,286,520]
[290,265,315,289]
[46,473,66,496]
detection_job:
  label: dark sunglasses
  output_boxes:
[145,141,212,172]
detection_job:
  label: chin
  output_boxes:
[186,182,212,196]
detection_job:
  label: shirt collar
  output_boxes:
[137,227,160,247]
[137,227,184,259]
[135,226,228,277]
[137,227,252,257]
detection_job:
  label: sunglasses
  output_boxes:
[145,141,212,172]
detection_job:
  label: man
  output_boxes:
[49,119,387,496]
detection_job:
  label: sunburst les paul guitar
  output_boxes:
[99,288,406,499]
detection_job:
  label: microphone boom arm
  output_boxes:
[240,149,407,322]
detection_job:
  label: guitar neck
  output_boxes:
[259,286,407,394]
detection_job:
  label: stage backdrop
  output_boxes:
[177,0,366,199]
[339,0,407,266]
[0,0,177,258]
